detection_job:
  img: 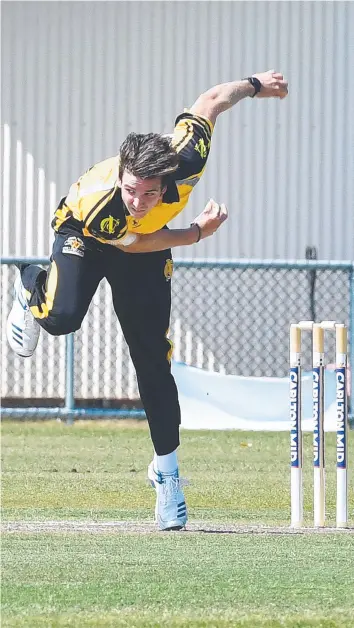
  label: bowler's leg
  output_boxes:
[106,246,186,531]
[7,231,104,356]
[107,247,181,455]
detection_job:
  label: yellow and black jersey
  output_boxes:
[51,112,213,244]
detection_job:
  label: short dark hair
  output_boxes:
[118,133,179,187]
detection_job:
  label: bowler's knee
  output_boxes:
[38,309,83,336]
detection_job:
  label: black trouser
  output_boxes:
[21,229,181,454]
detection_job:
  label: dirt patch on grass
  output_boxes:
[2,520,354,535]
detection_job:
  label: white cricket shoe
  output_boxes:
[148,462,188,531]
[6,274,40,357]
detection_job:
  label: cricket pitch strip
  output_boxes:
[2,521,354,535]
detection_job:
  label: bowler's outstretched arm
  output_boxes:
[189,69,288,125]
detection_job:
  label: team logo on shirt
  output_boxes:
[62,236,85,258]
[100,215,121,235]
[194,138,209,159]
[164,259,174,281]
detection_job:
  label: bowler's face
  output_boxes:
[120,171,167,219]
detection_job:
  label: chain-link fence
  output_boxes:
[2,258,354,418]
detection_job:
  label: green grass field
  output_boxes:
[1,421,354,627]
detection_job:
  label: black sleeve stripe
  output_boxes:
[176,112,213,141]
[84,190,115,227]
[189,114,213,137]
[173,121,194,154]
[188,118,212,144]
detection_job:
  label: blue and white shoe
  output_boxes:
[148,462,188,531]
[6,274,40,357]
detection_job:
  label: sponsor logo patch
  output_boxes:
[164,259,173,281]
[62,236,85,258]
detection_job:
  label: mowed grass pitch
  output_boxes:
[1,421,354,627]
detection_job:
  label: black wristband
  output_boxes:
[190,223,202,243]
[243,76,262,98]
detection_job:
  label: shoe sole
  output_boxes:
[158,516,187,531]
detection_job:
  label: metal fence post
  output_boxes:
[65,333,75,424]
